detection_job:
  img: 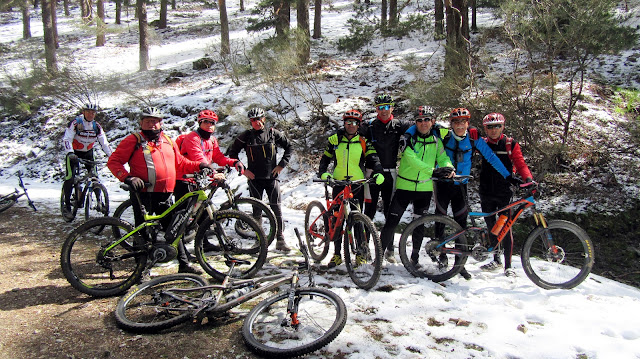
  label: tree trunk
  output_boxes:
[138,0,149,71]
[80,0,87,18]
[63,0,69,16]
[219,0,229,55]
[389,0,397,28]
[297,0,310,64]
[444,0,469,80]
[274,0,290,38]
[96,0,105,46]
[51,0,58,48]
[434,0,444,39]
[380,0,387,31]
[312,0,320,39]
[470,0,476,32]
[239,0,244,11]
[159,0,167,28]
[41,0,58,72]
[115,0,121,24]
[22,0,31,39]
[171,0,176,10]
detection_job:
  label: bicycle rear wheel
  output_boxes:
[85,183,110,233]
[521,220,594,289]
[398,215,468,283]
[242,287,347,358]
[60,217,147,297]
[194,209,267,282]
[60,184,80,222]
[343,212,382,290]
[221,197,277,246]
[304,200,330,262]
[0,193,18,213]
[115,273,208,333]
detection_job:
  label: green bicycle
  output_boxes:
[60,169,268,297]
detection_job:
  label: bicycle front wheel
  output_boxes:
[304,200,330,262]
[242,287,347,358]
[521,220,594,290]
[85,183,110,233]
[195,209,267,282]
[115,273,208,333]
[221,196,278,246]
[0,194,18,213]
[398,215,468,283]
[343,212,382,290]
[60,217,147,297]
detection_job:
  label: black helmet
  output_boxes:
[141,106,165,119]
[247,107,266,119]
[374,94,394,106]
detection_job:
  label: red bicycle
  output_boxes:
[304,177,382,290]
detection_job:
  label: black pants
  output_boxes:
[330,184,364,255]
[380,189,432,255]
[131,191,191,266]
[435,181,469,229]
[248,179,284,240]
[63,149,95,207]
[364,171,395,220]
[480,193,514,269]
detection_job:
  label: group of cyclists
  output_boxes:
[61,93,532,279]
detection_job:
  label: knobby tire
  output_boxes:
[343,212,382,290]
[304,200,330,262]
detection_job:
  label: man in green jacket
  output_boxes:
[318,109,384,268]
[379,106,454,264]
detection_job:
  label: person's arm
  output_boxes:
[510,141,533,181]
[435,138,454,169]
[172,139,203,174]
[62,119,77,154]
[226,131,247,160]
[274,129,292,169]
[96,123,113,157]
[209,137,236,167]
[318,137,336,175]
[364,139,384,174]
[182,132,206,162]
[107,134,137,181]
[475,137,511,178]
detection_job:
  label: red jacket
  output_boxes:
[176,131,235,181]
[108,132,201,193]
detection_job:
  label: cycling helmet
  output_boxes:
[82,103,99,111]
[416,106,435,119]
[374,94,394,106]
[449,107,471,119]
[343,109,363,122]
[197,109,218,123]
[141,106,165,119]
[247,107,266,119]
[482,112,506,126]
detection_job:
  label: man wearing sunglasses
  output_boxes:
[318,109,384,268]
[479,113,533,277]
[359,94,413,227]
[227,107,293,253]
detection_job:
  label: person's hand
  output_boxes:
[124,176,145,191]
[67,153,79,164]
[271,165,284,178]
[373,173,385,185]
[244,169,255,180]
[199,162,215,172]
[234,160,245,175]
[525,177,533,183]
[506,175,524,186]
[432,167,455,179]
[320,172,332,181]
[328,134,338,146]
[212,172,226,182]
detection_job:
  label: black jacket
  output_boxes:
[227,128,292,179]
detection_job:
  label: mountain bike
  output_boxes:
[304,177,382,290]
[112,167,277,246]
[114,228,347,358]
[60,158,109,227]
[60,169,268,297]
[398,176,594,289]
[0,171,37,213]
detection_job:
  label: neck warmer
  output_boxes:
[197,127,212,139]
[142,129,162,142]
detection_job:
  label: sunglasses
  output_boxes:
[376,105,391,111]
[201,120,216,125]
[486,124,502,129]
[250,117,263,122]
[344,120,359,126]
[415,118,432,123]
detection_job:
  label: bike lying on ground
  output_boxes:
[60,169,267,297]
[304,177,382,290]
[112,166,277,246]
[60,158,109,225]
[398,177,594,290]
[115,228,347,358]
[0,171,37,214]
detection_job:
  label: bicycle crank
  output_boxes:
[150,243,178,263]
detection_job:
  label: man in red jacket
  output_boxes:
[107,107,215,274]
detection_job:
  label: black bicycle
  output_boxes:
[60,158,109,226]
[0,171,37,213]
[114,228,347,358]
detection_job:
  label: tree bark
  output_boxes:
[434,0,444,38]
[470,0,476,32]
[274,0,290,38]
[51,0,58,48]
[159,0,167,29]
[138,0,149,71]
[297,0,310,64]
[22,0,31,39]
[389,0,397,28]
[63,0,69,16]
[41,0,58,72]
[80,0,87,18]
[115,0,121,24]
[380,0,387,31]
[96,0,105,46]
[219,0,230,55]
[444,0,469,79]
[239,0,244,11]
[312,0,321,39]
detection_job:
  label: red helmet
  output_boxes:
[343,109,363,122]
[482,112,506,126]
[197,109,218,123]
[449,107,471,120]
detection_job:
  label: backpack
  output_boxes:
[131,132,174,154]
[75,117,100,135]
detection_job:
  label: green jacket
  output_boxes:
[318,129,382,180]
[396,132,453,191]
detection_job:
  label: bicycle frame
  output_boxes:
[309,179,364,244]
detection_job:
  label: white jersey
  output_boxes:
[62,115,113,156]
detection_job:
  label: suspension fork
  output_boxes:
[533,211,559,255]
